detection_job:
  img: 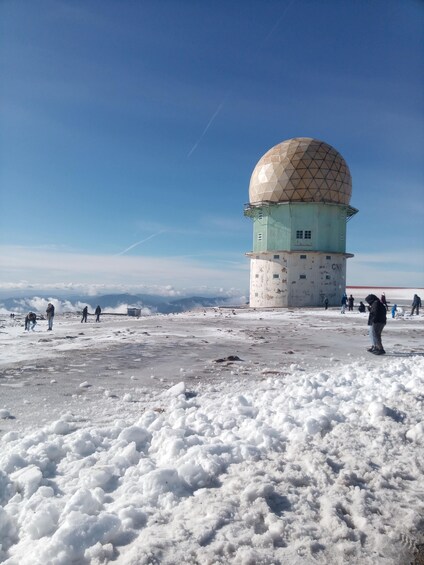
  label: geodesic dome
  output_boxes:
[249,138,352,205]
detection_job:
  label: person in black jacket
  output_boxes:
[81,306,88,323]
[411,294,421,316]
[365,294,387,355]
[95,305,101,322]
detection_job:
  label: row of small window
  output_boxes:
[299,254,332,260]
[255,254,333,261]
[269,254,332,260]
[266,274,331,280]
[257,231,312,241]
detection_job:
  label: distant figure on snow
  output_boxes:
[81,306,88,323]
[391,304,397,319]
[25,312,37,331]
[341,292,347,314]
[323,296,329,310]
[365,294,386,355]
[95,305,101,322]
[358,301,366,313]
[348,294,354,311]
[411,294,422,316]
[381,292,388,311]
[46,303,55,331]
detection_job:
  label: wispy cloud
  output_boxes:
[0,245,249,293]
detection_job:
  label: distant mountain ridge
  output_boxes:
[85,293,229,314]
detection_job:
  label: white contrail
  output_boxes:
[186,2,297,160]
[187,101,225,158]
[263,0,297,43]
[116,231,165,256]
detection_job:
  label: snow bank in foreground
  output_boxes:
[1,357,423,564]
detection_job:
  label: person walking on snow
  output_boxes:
[81,306,88,323]
[365,294,386,355]
[323,296,329,310]
[46,303,55,331]
[411,294,421,316]
[348,294,354,311]
[95,305,101,322]
[391,304,397,319]
[341,292,347,314]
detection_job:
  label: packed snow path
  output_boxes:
[0,308,423,564]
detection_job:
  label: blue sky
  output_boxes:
[1,0,423,295]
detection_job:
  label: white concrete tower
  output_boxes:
[245,138,358,308]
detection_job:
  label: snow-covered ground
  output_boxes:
[0,305,423,564]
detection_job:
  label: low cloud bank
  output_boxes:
[2,297,154,317]
[0,295,248,316]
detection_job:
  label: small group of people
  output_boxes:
[360,293,421,356]
[24,303,102,331]
[324,291,422,357]
[340,293,355,313]
[81,305,102,323]
[340,292,392,315]
[24,302,55,331]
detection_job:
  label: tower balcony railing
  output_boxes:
[244,201,358,221]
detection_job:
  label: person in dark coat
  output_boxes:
[81,306,88,323]
[411,294,422,316]
[95,305,101,322]
[365,294,387,355]
[358,301,366,313]
[46,303,55,331]
[348,295,354,311]
[25,312,37,331]
[323,296,329,310]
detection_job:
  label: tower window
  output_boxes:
[300,254,307,259]
[257,233,262,241]
[296,230,303,239]
[304,230,312,239]
[326,275,331,280]
[273,254,280,259]
[258,211,263,219]
[300,274,306,279]
[273,274,279,279]
[326,255,331,260]
[255,274,259,278]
